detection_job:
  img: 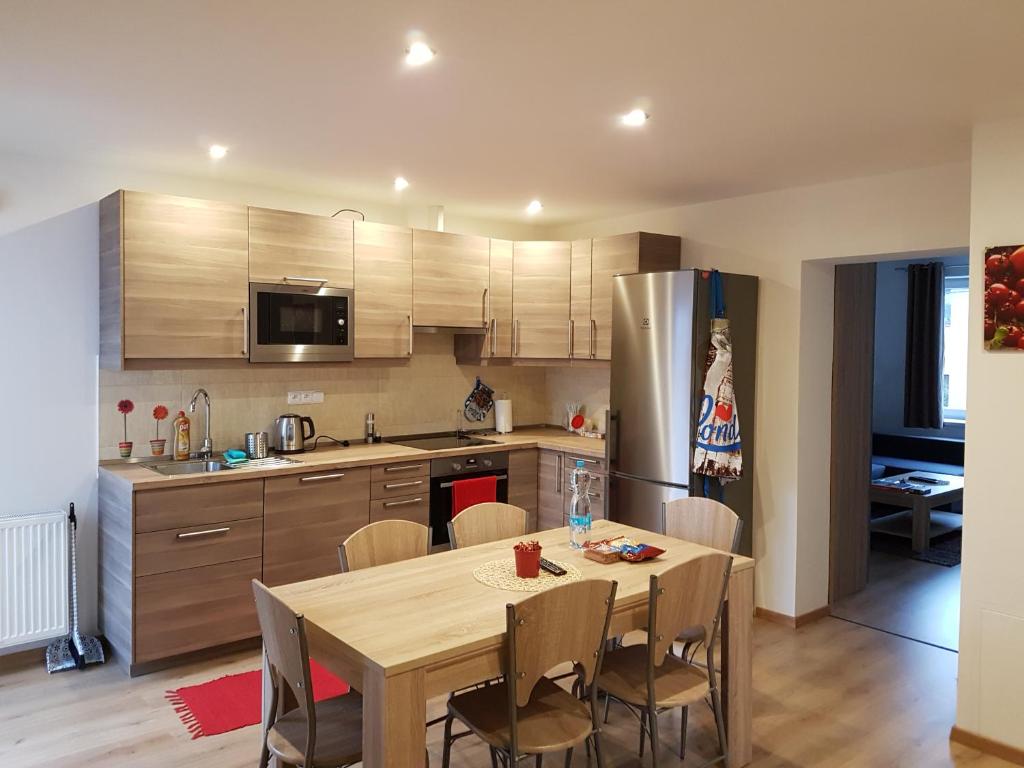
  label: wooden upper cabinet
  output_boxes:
[114,191,249,363]
[248,207,354,288]
[512,241,571,359]
[590,232,681,360]
[486,239,514,358]
[412,230,490,328]
[354,221,413,358]
[570,239,593,359]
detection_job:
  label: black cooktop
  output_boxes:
[389,434,497,451]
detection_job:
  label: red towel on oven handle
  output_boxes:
[452,475,497,518]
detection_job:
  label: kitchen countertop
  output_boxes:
[98,427,606,490]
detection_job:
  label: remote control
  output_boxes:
[538,558,567,576]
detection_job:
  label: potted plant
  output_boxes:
[513,540,542,578]
[150,404,169,456]
[117,399,134,458]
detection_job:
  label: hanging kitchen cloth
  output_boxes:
[464,377,495,422]
[692,271,743,484]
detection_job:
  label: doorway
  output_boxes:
[828,252,968,651]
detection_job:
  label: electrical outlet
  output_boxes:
[288,390,325,405]
[307,390,324,404]
[287,391,302,405]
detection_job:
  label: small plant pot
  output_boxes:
[149,438,166,456]
[514,547,542,578]
[118,441,133,459]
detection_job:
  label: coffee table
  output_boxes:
[870,470,964,552]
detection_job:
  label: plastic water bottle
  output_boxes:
[568,460,593,549]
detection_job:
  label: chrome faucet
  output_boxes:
[189,388,213,459]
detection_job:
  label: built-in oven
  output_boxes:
[248,282,353,363]
[429,451,509,547]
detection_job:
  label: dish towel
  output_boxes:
[452,475,497,518]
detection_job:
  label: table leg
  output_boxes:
[722,567,753,767]
[363,666,427,767]
[912,498,930,553]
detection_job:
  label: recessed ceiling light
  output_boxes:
[405,41,435,67]
[394,176,410,191]
[526,200,543,215]
[208,144,228,159]
[620,109,649,127]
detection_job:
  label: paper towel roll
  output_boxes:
[495,400,513,434]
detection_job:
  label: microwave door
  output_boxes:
[249,283,353,363]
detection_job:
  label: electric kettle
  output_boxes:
[273,414,316,454]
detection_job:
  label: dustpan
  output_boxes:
[46,503,105,673]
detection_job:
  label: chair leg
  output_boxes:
[592,732,606,768]
[536,753,543,767]
[648,707,661,768]
[564,746,573,767]
[680,705,688,760]
[490,746,499,768]
[441,712,454,768]
[639,709,647,757]
[602,692,612,724]
[710,686,729,763]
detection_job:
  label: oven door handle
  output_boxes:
[438,474,508,489]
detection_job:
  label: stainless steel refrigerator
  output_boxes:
[606,269,758,556]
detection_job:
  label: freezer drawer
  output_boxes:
[608,473,689,533]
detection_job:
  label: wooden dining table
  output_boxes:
[265,519,755,767]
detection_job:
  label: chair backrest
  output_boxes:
[663,497,743,553]
[648,553,732,667]
[507,578,617,707]
[252,579,315,720]
[339,519,430,572]
[448,502,528,549]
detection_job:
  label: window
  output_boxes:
[942,267,968,421]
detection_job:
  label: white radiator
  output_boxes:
[0,512,69,650]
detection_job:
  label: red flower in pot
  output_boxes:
[513,540,542,578]
[151,404,169,456]
[117,399,135,458]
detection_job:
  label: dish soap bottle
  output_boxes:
[173,410,191,461]
[568,460,593,549]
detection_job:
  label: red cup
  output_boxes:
[514,547,542,578]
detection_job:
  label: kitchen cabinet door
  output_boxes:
[590,233,640,361]
[248,207,354,288]
[537,449,564,531]
[570,239,593,359]
[121,191,249,359]
[262,467,371,586]
[412,230,489,328]
[508,448,539,531]
[485,239,514,358]
[353,221,413,358]
[512,241,571,359]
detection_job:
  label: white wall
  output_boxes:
[873,253,969,442]
[551,162,971,615]
[957,116,1024,749]
[0,204,99,636]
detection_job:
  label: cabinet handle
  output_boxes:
[490,318,497,356]
[408,314,413,356]
[177,527,230,539]
[591,319,597,358]
[481,288,488,327]
[300,472,345,483]
[514,319,521,357]
[383,497,424,508]
[385,464,425,472]
[569,319,574,358]
[384,479,424,489]
[568,456,600,465]
[242,306,249,358]
[284,275,329,286]
[556,453,563,493]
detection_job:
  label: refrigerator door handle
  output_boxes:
[607,409,619,468]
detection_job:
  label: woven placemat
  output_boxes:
[473,558,582,592]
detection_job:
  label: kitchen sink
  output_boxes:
[147,460,234,476]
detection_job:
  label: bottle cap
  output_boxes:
[576,459,585,468]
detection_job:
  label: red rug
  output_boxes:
[166,660,350,739]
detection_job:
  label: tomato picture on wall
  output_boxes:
[984,244,1024,349]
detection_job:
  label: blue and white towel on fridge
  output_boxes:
[692,318,743,482]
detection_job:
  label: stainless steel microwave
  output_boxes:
[248,282,354,363]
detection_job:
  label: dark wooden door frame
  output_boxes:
[829,262,876,603]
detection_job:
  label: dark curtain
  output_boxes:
[904,262,944,428]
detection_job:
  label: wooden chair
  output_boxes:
[662,497,743,554]
[252,580,363,768]
[441,579,618,768]
[338,519,430,572]
[597,553,732,768]
[447,502,528,549]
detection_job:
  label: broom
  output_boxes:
[45,503,105,673]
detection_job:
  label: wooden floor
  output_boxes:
[831,549,961,650]
[0,617,1009,768]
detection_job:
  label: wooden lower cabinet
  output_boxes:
[538,449,564,531]
[263,467,371,587]
[370,495,429,525]
[508,449,539,531]
[134,557,262,665]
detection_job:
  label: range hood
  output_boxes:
[415,324,486,335]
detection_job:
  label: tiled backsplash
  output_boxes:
[99,334,550,460]
[545,366,611,431]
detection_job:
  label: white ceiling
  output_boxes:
[2,0,1023,224]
